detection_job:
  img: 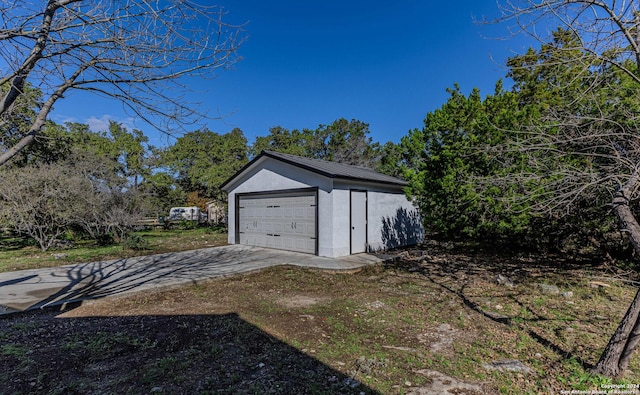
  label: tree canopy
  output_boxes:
[0,0,244,166]
[249,118,383,170]
[251,126,310,158]
[491,1,640,376]
[402,29,625,251]
[400,0,640,377]
[161,128,248,201]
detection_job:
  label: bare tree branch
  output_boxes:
[493,0,640,83]
[0,0,245,166]
[490,0,640,378]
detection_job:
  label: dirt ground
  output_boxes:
[1,243,639,394]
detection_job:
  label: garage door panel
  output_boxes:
[255,234,267,247]
[306,207,315,218]
[294,238,305,251]
[266,235,278,249]
[240,233,255,246]
[304,223,315,235]
[238,191,317,254]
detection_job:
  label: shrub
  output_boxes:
[120,233,150,250]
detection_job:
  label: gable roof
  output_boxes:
[221,150,407,190]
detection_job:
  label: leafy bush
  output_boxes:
[95,233,115,246]
[207,224,227,234]
[172,219,201,230]
[120,233,150,250]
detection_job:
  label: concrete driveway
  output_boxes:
[0,245,388,316]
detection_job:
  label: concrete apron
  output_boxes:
[0,244,388,316]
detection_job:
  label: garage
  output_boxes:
[236,189,317,254]
[221,150,424,257]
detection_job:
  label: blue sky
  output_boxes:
[49,1,533,147]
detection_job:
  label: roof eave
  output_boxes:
[220,151,267,191]
[221,150,408,191]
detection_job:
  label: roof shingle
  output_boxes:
[221,150,407,190]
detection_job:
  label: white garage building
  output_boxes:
[221,151,424,257]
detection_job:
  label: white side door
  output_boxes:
[350,190,367,254]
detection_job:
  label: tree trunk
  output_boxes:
[0,129,38,166]
[593,176,640,377]
[0,61,85,166]
[593,288,640,376]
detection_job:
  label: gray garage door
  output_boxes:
[237,190,317,254]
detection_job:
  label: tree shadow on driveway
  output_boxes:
[0,274,38,287]
[0,246,289,313]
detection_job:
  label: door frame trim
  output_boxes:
[349,189,368,254]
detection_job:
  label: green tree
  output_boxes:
[375,133,445,179]
[404,29,615,251]
[250,126,310,158]
[250,118,384,169]
[0,82,41,166]
[0,0,243,166]
[104,121,151,191]
[162,128,248,200]
[309,118,381,167]
[376,141,404,177]
[404,83,534,244]
[17,120,173,216]
[16,121,113,167]
[139,170,186,215]
[491,29,618,251]
[492,0,640,376]
[6,121,70,166]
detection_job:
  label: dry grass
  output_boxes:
[0,227,228,273]
[1,244,639,394]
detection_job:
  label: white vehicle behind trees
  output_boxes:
[167,207,206,224]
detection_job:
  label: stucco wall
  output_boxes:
[225,158,337,257]
[225,158,423,257]
[333,180,424,253]
[366,189,424,252]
